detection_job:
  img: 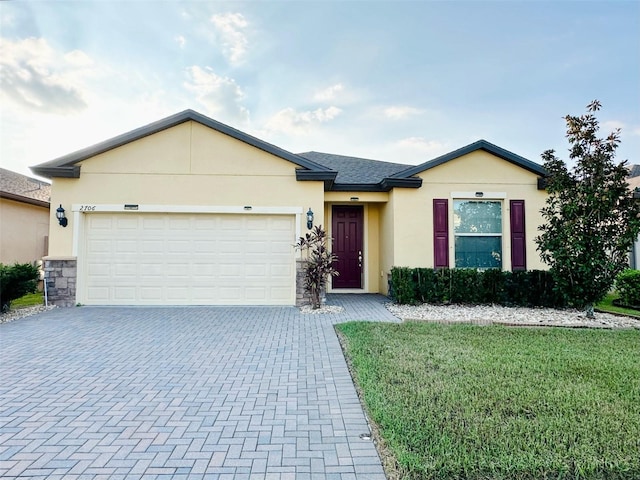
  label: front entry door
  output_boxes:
[332,205,363,289]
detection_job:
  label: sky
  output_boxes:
[1,0,639,179]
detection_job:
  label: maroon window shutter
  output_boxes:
[510,200,526,271]
[433,199,449,268]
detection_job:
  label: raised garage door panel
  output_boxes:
[82,213,295,305]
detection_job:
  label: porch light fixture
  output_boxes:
[475,192,484,198]
[56,204,68,227]
[306,208,314,229]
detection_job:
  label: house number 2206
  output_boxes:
[79,205,96,211]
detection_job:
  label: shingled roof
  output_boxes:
[628,164,640,178]
[0,168,51,208]
[297,152,412,184]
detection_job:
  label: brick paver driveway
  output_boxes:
[1,295,397,479]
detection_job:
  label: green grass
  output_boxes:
[337,322,640,480]
[596,293,640,317]
[10,292,44,309]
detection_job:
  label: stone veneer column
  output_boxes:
[43,258,77,307]
[295,259,308,307]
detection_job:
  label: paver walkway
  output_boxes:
[0,295,398,479]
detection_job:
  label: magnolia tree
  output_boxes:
[536,100,640,317]
[294,225,339,309]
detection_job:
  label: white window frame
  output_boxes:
[451,193,505,269]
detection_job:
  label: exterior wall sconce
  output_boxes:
[475,192,484,198]
[56,204,68,227]
[306,208,314,229]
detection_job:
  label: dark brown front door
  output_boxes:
[332,205,363,289]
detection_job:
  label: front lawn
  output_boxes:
[9,291,44,309]
[337,322,640,480]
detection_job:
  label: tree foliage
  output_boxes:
[294,225,339,309]
[536,100,640,317]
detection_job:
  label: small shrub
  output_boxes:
[0,263,39,312]
[450,268,481,304]
[294,225,338,309]
[390,267,416,305]
[616,270,640,307]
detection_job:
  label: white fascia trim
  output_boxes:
[71,204,303,214]
[451,192,507,199]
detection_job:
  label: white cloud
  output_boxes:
[314,83,344,102]
[211,12,249,65]
[395,137,447,155]
[183,66,248,123]
[384,105,424,120]
[264,106,342,135]
[0,37,93,114]
[174,35,186,48]
[602,120,625,131]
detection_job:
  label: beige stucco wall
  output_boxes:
[48,121,325,257]
[0,198,49,264]
[391,150,548,272]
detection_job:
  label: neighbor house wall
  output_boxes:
[0,198,49,264]
[391,150,548,271]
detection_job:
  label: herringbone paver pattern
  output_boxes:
[0,295,396,479]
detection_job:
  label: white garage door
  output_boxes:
[81,213,296,305]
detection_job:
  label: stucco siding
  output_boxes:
[378,193,395,294]
[47,122,325,258]
[392,150,548,271]
[0,198,49,264]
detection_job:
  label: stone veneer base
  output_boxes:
[44,258,77,307]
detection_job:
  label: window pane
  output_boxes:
[455,236,502,268]
[453,200,502,234]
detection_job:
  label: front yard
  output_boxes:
[337,322,640,480]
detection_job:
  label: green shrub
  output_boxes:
[0,263,39,312]
[616,269,640,306]
[414,268,449,304]
[389,267,569,308]
[390,267,416,305]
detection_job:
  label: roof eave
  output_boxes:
[0,191,50,208]
[30,165,81,179]
[328,177,422,192]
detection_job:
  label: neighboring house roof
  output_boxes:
[0,168,51,208]
[391,139,547,179]
[297,151,420,191]
[627,164,640,178]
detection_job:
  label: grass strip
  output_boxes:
[337,322,640,480]
[596,293,640,318]
[9,292,44,309]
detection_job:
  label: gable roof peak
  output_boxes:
[391,139,547,178]
[31,109,333,178]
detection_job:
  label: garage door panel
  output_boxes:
[79,212,295,305]
[81,212,295,305]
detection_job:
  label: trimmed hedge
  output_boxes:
[390,267,567,308]
[616,269,640,307]
[0,263,39,312]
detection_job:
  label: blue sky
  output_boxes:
[1,0,639,177]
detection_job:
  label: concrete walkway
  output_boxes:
[0,295,398,479]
